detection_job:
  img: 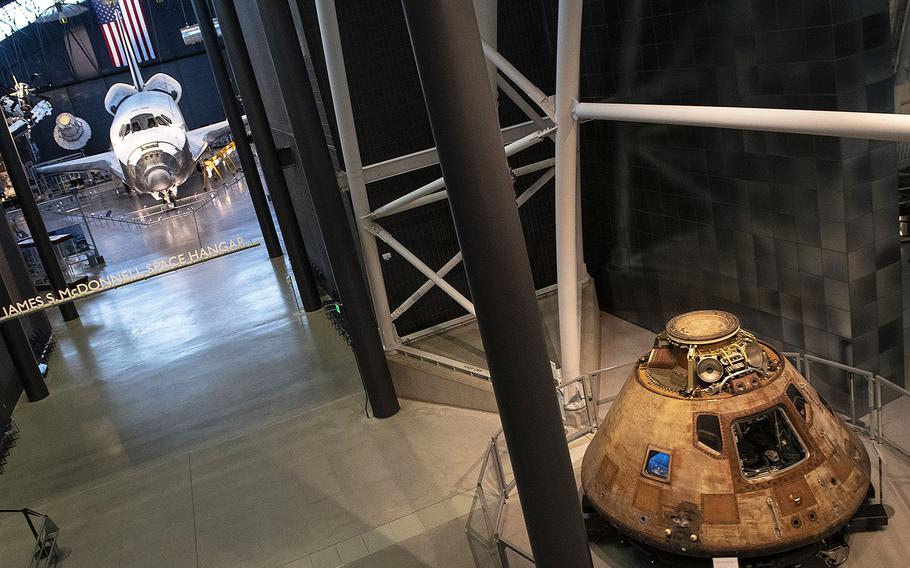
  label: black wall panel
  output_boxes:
[576,0,902,381]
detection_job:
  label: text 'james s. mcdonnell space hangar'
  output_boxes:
[1,0,910,567]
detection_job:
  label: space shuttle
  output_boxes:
[35,13,235,205]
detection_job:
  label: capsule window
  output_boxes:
[119,124,130,138]
[643,448,671,480]
[696,414,723,453]
[732,406,807,479]
[787,384,808,419]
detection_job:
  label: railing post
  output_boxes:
[491,437,509,500]
[22,510,38,539]
[848,373,857,428]
[875,377,884,444]
[867,372,877,441]
[582,374,596,433]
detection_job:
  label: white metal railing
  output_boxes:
[784,352,910,461]
[467,365,619,565]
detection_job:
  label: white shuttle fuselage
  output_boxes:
[108,85,192,201]
[35,14,234,205]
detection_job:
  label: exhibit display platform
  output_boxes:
[469,436,907,568]
[463,321,910,567]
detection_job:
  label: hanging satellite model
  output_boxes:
[53,112,92,150]
[581,310,881,562]
[2,77,52,137]
[35,1,89,24]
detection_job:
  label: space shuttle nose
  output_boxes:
[146,168,175,193]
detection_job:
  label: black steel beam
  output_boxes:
[399,2,593,566]
[256,0,399,418]
[0,121,78,321]
[190,0,283,259]
[0,271,47,401]
[211,0,321,312]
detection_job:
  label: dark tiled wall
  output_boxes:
[579,0,902,380]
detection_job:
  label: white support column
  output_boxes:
[555,0,584,384]
[315,0,399,349]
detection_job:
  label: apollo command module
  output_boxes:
[581,310,876,560]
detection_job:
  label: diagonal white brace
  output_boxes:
[365,222,476,315]
[366,126,556,219]
[482,39,555,119]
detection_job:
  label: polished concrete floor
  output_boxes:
[0,175,502,567]
[4,171,909,567]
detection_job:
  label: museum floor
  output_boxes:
[0,176,503,568]
[1,173,909,567]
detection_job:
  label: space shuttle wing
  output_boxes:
[34,151,124,181]
[187,117,248,161]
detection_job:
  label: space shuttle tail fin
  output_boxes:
[114,7,144,90]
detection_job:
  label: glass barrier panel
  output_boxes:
[493,434,515,494]
[878,380,910,459]
[467,487,497,546]
[803,359,872,433]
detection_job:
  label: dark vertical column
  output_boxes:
[256,0,399,418]
[399,2,593,567]
[0,276,47,401]
[190,0,283,259]
[0,117,78,321]
[212,0,321,312]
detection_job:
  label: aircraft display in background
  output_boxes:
[35,16,234,206]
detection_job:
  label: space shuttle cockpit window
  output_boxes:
[733,406,807,479]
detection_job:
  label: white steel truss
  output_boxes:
[317,0,910,387]
[316,0,558,360]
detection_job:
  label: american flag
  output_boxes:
[91,0,156,67]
